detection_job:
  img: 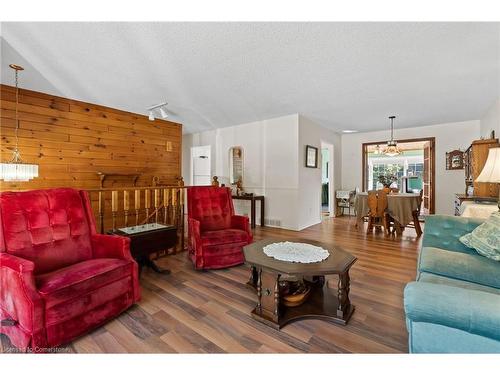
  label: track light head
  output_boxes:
[159,108,168,119]
[148,110,155,121]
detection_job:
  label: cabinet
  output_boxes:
[463,139,499,197]
[454,194,496,216]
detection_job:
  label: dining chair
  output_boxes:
[405,189,424,232]
[366,190,391,235]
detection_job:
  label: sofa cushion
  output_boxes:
[459,211,500,261]
[422,215,483,255]
[418,246,500,289]
[0,188,93,274]
[201,229,249,247]
[36,258,133,309]
[418,272,500,296]
[404,282,500,342]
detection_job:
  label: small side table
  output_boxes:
[108,223,177,275]
[232,195,265,229]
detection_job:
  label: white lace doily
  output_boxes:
[263,241,330,263]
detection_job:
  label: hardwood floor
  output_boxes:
[0,216,421,353]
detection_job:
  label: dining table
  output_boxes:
[354,192,423,236]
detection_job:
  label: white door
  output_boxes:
[191,146,211,185]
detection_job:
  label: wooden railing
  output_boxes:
[86,184,187,253]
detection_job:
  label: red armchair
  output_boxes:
[187,186,253,270]
[0,188,140,350]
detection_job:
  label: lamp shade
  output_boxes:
[476,147,500,183]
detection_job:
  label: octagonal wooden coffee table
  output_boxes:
[243,238,357,330]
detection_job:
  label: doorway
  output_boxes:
[190,145,211,186]
[321,142,334,218]
[362,137,435,215]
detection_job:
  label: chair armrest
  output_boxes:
[231,215,253,242]
[91,234,133,261]
[404,281,500,341]
[0,252,35,273]
[0,253,44,333]
[231,215,250,231]
[188,218,202,251]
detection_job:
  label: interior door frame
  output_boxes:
[361,137,435,214]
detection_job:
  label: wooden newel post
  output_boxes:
[212,176,219,187]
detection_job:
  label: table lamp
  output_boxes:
[475,147,500,210]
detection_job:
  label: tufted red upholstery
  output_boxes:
[0,188,140,350]
[187,187,253,270]
[1,189,94,274]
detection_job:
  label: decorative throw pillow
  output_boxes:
[459,211,500,261]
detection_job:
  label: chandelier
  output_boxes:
[383,116,402,157]
[0,64,39,182]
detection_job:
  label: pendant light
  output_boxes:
[383,116,402,157]
[0,64,39,182]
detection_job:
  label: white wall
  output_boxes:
[183,114,301,230]
[341,120,480,216]
[480,99,500,139]
[298,115,342,230]
[183,114,341,231]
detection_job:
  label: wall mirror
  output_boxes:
[229,146,244,185]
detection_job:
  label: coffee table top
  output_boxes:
[243,238,356,276]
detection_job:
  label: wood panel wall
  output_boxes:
[0,84,182,191]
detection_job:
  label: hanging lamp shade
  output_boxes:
[383,116,401,156]
[0,64,39,182]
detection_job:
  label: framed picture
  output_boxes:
[445,149,464,170]
[305,145,318,168]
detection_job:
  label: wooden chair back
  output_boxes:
[367,191,378,217]
[368,190,389,218]
[376,190,388,217]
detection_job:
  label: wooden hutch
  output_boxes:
[455,138,499,215]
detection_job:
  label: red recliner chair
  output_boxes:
[187,186,253,270]
[0,188,140,350]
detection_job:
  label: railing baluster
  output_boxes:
[111,190,118,231]
[98,191,105,234]
[144,189,151,224]
[163,188,169,224]
[154,189,160,224]
[134,190,141,225]
[86,185,188,250]
[123,190,130,227]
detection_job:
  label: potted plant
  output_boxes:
[376,169,400,193]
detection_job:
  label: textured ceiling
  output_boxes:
[1,22,499,134]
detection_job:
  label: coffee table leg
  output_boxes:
[253,268,281,327]
[337,271,351,319]
[247,266,258,289]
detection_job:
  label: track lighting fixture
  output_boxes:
[147,101,168,121]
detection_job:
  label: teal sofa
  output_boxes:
[404,215,500,353]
